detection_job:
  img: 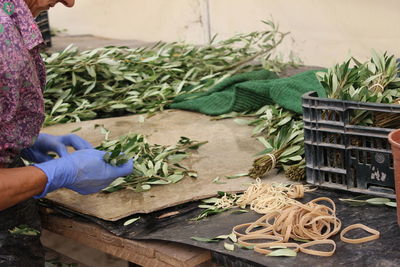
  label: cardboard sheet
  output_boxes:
[43,110,286,221]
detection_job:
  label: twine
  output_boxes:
[265,153,277,172]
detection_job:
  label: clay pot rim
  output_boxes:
[388,129,400,148]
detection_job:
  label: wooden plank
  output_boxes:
[45,247,90,267]
[41,213,211,267]
[42,110,287,221]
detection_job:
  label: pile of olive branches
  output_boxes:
[43,21,289,126]
[95,125,207,193]
[317,51,400,127]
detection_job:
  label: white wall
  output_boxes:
[49,0,400,67]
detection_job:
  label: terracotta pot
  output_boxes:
[388,129,400,225]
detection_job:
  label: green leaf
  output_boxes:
[228,233,237,243]
[123,217,140,226]
[198,205,216,209]
[168,154,187,163]
[70,127,82,133]
[212,177,227,184]
[280,145,301,157]
[191,237,219,243]
[257,137,273,149]
[141,184,151,191]
[187,172,198,178]
[277,116,292,126]
[202,197,220,204]
[9,225,40,236]
[365,198,390,205]
[145,180,170,185]
[72,72,77,87]
[231,209,249,214]
[224,242,235,251]
[234,119,252,125]
[267,248,297,257]
[226,173,248,179]
[162,162,169,176]
[84,81,97,95]
[235,243,254,250]
[110,103,129,109]
[384,202,397,207]
[168,174,184,183]
[255,148,274,157]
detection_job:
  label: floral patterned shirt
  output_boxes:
[0,0,46,165]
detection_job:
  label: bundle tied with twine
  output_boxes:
[249,151,280,178]
[249,121,304,179]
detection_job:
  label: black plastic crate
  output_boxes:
[302,91,400,198]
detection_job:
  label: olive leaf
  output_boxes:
[212,177,227,184]
[228,232,237,243]
[235,243,254,250]
[215,235,230,240]
[224,242,235,251]
[267,248,297,257]
[226,173,248,179]
[340,197,397,208]
[123,217,140,226]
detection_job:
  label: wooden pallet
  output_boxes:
[41,211,211,267]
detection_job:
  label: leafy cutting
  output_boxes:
[9,225,40,236]
[339,197,397,207]
[95,126,207,193]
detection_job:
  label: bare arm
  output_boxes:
[0,167,47,211]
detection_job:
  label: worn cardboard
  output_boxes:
[43,110,286,221]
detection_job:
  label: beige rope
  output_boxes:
[265,153,277,171]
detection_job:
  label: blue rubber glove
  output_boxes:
[21,133,93,163]
[33,149,133,198]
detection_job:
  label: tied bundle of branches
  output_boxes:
[95,126,207,193]
[42,20,289,126]
[317,51,400,128]
[225,105,305,179]
[249,119,304,179]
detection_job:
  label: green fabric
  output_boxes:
[169,69,327,115]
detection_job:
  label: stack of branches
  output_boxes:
[42,21,290,126]
[317,51,400,128]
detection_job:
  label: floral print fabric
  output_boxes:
[0,0,45,165]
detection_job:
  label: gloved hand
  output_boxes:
[33,149,133,198]
[21,133,93,163]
